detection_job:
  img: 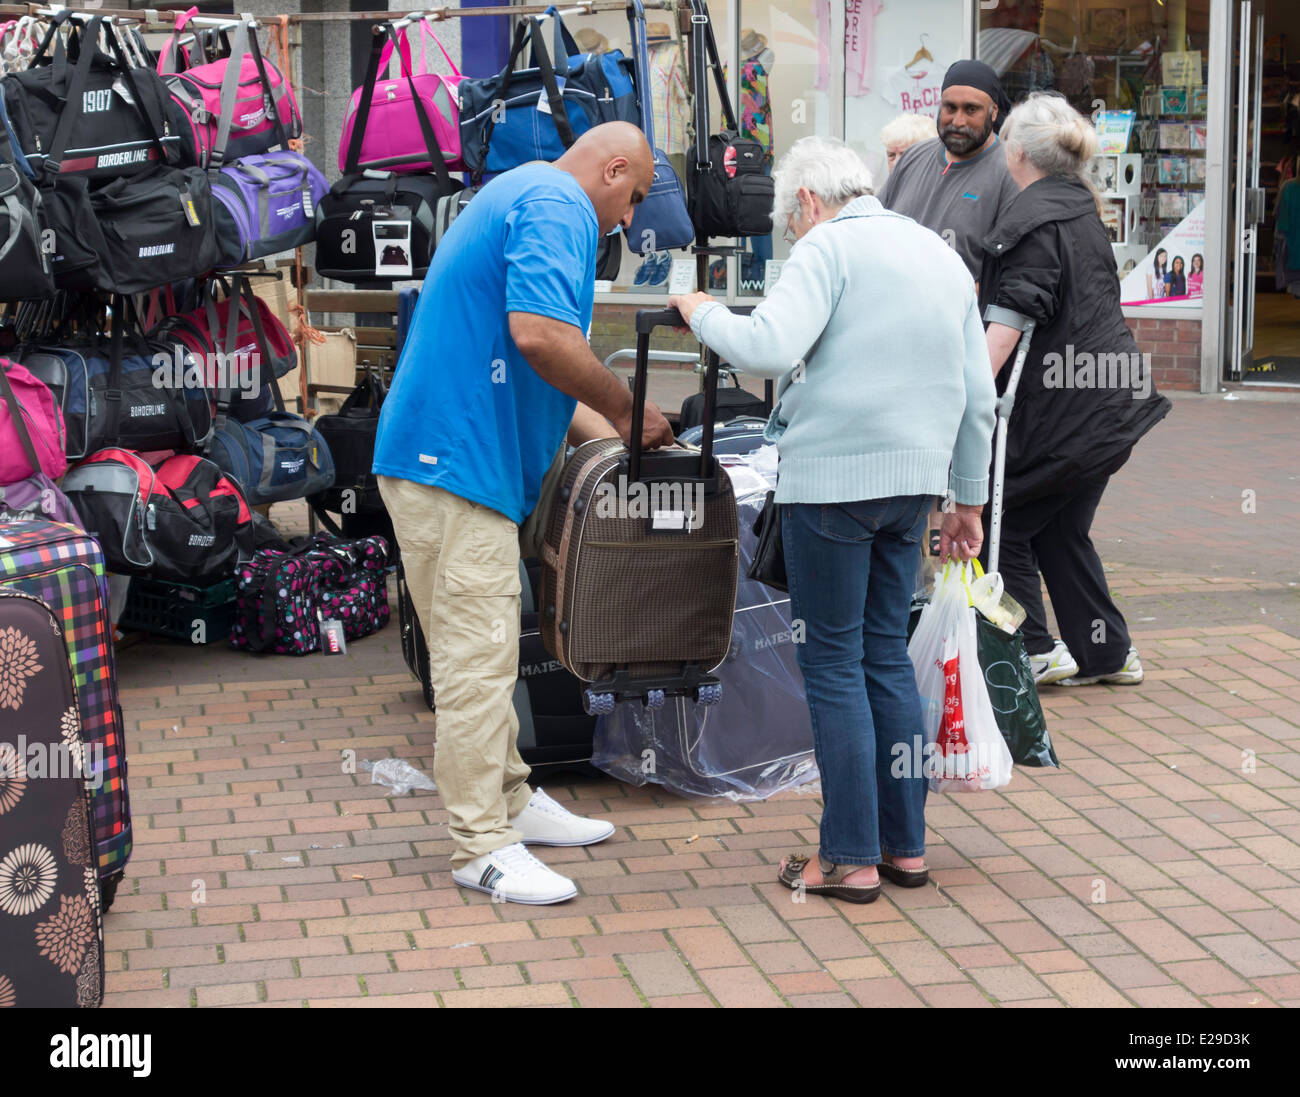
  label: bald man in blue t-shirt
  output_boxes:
[374,123,669,905]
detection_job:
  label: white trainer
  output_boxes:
[1030,639,1080,686]
[510,788,615,847]
[1059,647,1145,686]
[451,842,578,905]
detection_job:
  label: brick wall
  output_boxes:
[590,304,699,368]
[1126,317,1203,391]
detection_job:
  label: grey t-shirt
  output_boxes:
[878,136,1021,280]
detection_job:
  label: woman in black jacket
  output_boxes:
[979,92,1171,686]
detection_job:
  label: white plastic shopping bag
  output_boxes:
[908,562,1014,794]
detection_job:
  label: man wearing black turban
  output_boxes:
[879,59,1020,281]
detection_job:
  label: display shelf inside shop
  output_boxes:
[1256,39,1299,286]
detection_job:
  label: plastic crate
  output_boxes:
[119,576,237,644]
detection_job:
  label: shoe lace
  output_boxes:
[528,790,573,820]
[492,843,546,873]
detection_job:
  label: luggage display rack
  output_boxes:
[1,0,688,413]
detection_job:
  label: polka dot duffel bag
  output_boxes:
[229,533,391,655]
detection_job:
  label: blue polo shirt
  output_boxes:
[373,163,597,524]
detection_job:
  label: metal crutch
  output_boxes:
[983,306,1036,577]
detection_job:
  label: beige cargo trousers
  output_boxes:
[378,451,563,868]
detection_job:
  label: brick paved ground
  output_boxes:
[104,393,1300,1008]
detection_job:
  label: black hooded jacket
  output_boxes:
[978,175,1171,509]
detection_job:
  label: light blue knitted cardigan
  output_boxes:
[689,195,997,506]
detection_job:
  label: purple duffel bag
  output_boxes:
[211,149,329,267]
[0,472,82,526]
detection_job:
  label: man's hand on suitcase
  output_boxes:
[939,505,984,563]
[613,399,675,450]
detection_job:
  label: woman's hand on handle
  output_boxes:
[668,291,717,328]
[939,505,984,563]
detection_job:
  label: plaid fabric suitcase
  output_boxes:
[0,520,131,909]
[540,308,739,714]
[0,589,105,1006]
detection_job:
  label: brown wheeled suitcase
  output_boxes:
[540,307,739,715]
[0,589,105,1006]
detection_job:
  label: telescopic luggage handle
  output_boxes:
[628,306,755,485]
[982,304,1035,576]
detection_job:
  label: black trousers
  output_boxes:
[982,477,1132,677]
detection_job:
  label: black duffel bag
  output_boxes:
[24,15,217,293]
[43,164,219,293]
[3,13,183,181]
[307,370,394,544]
[685,0,774,240]
[315,26,460,285]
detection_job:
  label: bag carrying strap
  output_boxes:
[474,16,574,184]
[343,22,453,192]
[0,360,45,477]
[626,0,657,149]
[688,0,737,170]
[244,553,295,653]
[385,16,461,78]
[210,19,290,169]
[529,7,577,77]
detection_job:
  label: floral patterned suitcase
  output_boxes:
[0,520,131,908]
[0,589,105,1006]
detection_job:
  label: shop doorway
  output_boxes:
[1234,0,1300,385]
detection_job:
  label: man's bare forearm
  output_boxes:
[509,313,633,424]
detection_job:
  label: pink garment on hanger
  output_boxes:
[845,0,884,97]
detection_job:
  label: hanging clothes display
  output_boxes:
[844,0,884,98]
[646,27,691,157]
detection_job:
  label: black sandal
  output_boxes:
[878,859,929,888]
[777,852,881,904]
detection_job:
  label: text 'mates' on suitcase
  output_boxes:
[540,307,740,716]
[0,589,105,1007]
[397,558,599,777]
[0,521,131,909]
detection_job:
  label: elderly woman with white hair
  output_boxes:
[978,91,1170,688]
[669,136,996,903]
[880,112,939,173]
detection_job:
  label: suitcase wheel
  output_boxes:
[695,683,723,707]
[583,689,616,716]
[643,689,665,710]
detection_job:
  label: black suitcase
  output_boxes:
[0,590,105,1006]
[397,558,597,776]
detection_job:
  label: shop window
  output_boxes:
[979,0,1213,309]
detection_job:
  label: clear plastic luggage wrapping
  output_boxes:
[592,451,819,801]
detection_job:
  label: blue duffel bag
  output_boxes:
[458,10,637,176]
[207,406,335,505]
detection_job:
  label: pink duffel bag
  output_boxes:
[0,359,66,486]
[158,9,302,169]
[338,18,463,174]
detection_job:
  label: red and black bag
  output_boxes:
[61,448,253,584]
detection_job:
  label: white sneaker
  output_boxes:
[1059,647,1144,686]
[451,842,578,905]
[1030,639,1080,686]
[510,788,615,847]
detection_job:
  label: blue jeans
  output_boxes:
[782,495,933,865]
